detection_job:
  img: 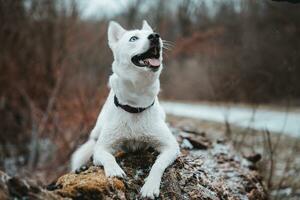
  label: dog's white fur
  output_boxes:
[71,20,180,199]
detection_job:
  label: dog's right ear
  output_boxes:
[108,21,126,49]
[142,20,153,32]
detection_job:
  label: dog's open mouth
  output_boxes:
[131,46,161,71]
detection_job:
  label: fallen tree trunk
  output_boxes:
[0,127,267,199]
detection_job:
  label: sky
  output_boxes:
[76,0,242,19]
[77,0,125,18]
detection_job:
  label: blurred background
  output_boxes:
[0,0,300,199]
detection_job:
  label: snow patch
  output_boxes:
[161,101,300,137]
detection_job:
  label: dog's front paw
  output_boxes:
[140,177,160,199]
[104,163,126,178]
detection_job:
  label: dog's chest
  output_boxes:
[102,90,162,151]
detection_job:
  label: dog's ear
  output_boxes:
[142,20,153,32]
[108,21,126,49]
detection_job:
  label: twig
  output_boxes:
[264,129,274,189]
[37,69,64,134]
[17,67,65,169]
[274,140,298,200]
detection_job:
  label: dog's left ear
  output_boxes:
[142,20,153,32]
[108,21,126,49]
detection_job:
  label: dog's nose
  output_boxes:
[148,33,160,40]
[148,33,160,46]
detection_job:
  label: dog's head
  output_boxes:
[108,20,163,73]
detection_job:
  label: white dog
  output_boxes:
[71,20,180,199]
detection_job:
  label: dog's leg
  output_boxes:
[71,139,96,171]
[93,142,126,178]
[140,125,180,199]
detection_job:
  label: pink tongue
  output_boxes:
[146,58,160,67]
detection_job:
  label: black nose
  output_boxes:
[148,33,160,40]
[148,33,160,46]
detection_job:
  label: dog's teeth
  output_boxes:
[144,60,149,65]
[139,60,144,65]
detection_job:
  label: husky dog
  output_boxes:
[71,20,180,199]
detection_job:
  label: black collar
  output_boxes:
[114,95,154,114]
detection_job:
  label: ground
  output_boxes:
[0,126,267,200]
[1,114,299,199]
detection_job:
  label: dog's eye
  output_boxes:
[129,36,139,42]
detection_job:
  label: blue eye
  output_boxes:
[129,36,138,42]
